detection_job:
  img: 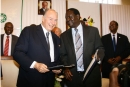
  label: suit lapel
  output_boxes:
[11,36,14,55]
[67,29,75,56]
[1,35,4,55]
[36,25,49,53]
[116,33,121,51]
[83,25,90,53]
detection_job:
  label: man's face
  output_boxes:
[42,10,58,31]
[42,2,48,9]
[4,23,13,35]
[109,21,118,34]
[65,10,79,28]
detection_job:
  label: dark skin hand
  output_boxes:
[64,55,99,81]
[108,56,121,65]
[64,68,73,81]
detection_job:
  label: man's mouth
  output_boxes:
[67,21,73,26]
[49,24,55,29]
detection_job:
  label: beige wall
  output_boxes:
[67,0,130,5]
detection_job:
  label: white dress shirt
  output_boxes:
[30,24,54,68]
[72,23,84,71]
[111,32,117,44]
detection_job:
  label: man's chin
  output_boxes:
[67,24,72,28]
[6,33,11,35]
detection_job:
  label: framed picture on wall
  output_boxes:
[38,0,51,15]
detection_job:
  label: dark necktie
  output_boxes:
[112,34,116,51]
[46,32,50,51]
[4,36,9,56]
[75,29,84,71]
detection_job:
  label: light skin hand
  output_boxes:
[64,68,73,81]
[34,62,49,73]
[52,69,62,74]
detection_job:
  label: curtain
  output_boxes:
[67,1,101,35]
[102,4,130,41]
[52,0,66,32]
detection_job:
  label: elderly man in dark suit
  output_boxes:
[101,20,130,78]
[60,8,105,87]
[13,9,61,87]
[1,22,18,56]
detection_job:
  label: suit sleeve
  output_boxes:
[60,34,69,66]
[94,28,105,61]
[120,36,130,59]
[13,27,34,71]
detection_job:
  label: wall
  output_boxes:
[1,0,66,36]
[68,1,101,34]
[1,0,130,36]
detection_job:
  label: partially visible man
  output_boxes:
[60,8,104,87]
[39,1,49,15]
[101,20,130,78]
[1,22,18,56]
[52,27,62,37]
[109,62,130,87]
[13,9,61,87]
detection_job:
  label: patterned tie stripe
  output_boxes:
[4,36,9,56]
[46,32,50,51]
[75,29,83,68]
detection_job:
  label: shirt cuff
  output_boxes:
[98,60,101,64]
[30,61,37,68]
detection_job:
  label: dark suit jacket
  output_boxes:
[39,8,45,15]
[101,33,130,78]
[60,24,104,87]
[13,25,60,87]
[1,34,18,56]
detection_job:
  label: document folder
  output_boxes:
[82,49,99,83]
[48,64,75,70]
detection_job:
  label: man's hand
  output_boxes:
[114,56,121,63]
[64,68,73,81]
[34,62,49,73]
[108,56,121,65]
[108,58,116,65]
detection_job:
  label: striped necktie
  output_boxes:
[4,36,9,56]
[46,32,50,51]
[75,29,84,71]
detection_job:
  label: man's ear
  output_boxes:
[42,16,45,22]
[76,15,80,20]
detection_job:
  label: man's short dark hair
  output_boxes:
[67,8,80,17]
[112,20,118,26]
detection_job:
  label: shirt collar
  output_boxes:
[72,23,82,32]
[4,34,12,37]
[41,24,50,35]
[111,32,117,37]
